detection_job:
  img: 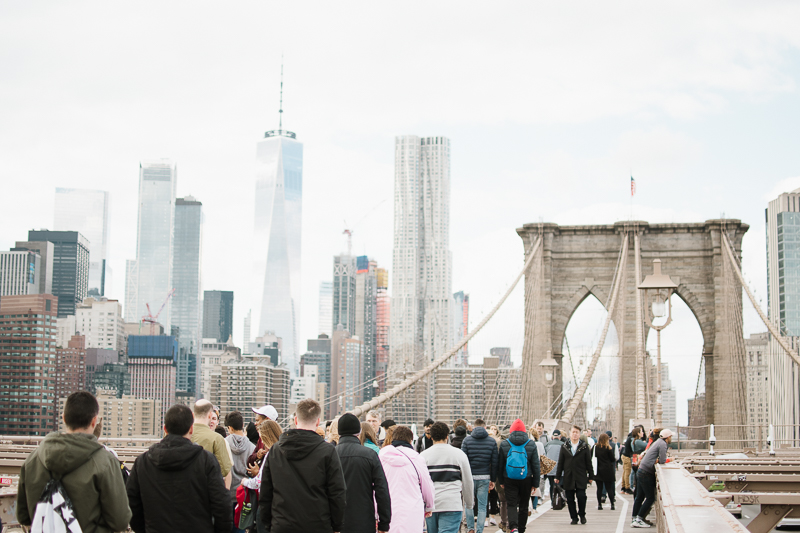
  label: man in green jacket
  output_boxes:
[191,399,232,488]
[16,391,132,533]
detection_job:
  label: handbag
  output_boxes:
[552,485,566,511]
[540,455,556,476]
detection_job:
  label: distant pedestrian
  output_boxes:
[451,425,467,449]
[543,429,563,501]
[246,404,279,468]
[191,400,232,489]
[224,411,255,531]
[335,413,392,533]
[535,421,549,444]
[379,425,436,533]
[258,399,346,533]
[127,404,231,533]
[528,427,546,514]
[621,429,636,495]
[461,418,498,533]
[422,422,474,533]
[592,433,616,510]
[497,419,540,533]
[416,419,435,453]
[554,425,593,525]
[366,410,387,444]
[631,429,672,528]
[17,391,131,533]
[360,421,381,453]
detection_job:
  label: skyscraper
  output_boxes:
[203,290,234,343]
[12,240,53,294]
[253,124,303,375]
[332,255,356,333]
[0,250,41,296]
[355,256,378,402]
[766,189,800,444]
[128,334,178,425]
[452,291,469,366]
[54,188,110,296]
[388,135,452,423]
[330,326,364,414]
[173,196,203,395]
[0,294,58,435]
[318,281,333,337]
[375,268,390,394]
[27,230,90,318]
[128,160,177,329]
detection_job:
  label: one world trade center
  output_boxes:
[253,121,302,375]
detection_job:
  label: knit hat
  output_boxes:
[455,425,467,436]
[510,419,526,433]
[338,413,362,436]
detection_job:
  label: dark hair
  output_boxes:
[63,391,99,430]
[424,418,434,427]
[225,411,244,431]
[296,398,322,424]
[165,404,194,436]
[215,426,228,438]
[380,419,396,429]
[325,420,333,428]
[571,425,582,432]
[474,418,486,427]
[430,421,449,442]
[393,425,414,443]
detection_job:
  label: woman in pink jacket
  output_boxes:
[379,425,436,533]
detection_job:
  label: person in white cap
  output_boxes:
[247,405,278,471]
[631,429,672,528]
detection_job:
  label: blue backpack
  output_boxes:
[505,438,530,480]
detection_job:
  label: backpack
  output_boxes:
[505,438,529,480]
[31,475,83,533]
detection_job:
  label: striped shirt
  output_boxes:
[421,443,474,512]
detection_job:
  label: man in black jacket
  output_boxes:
[127,404,231,533]
[416,418,434,453]
[497,419,540,533]
[258,399,347,533]
[461,418,498,533]
[554,425,593,525]
[335,413,392,533]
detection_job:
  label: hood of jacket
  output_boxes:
[508,430,530,446]
[227,433,250,456]
[37,432,103,476]
[471,426,489,440]
[378,443,416,468]
[279,428,326,461]
[147,434,205,471]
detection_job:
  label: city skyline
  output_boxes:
[2,4,800,424]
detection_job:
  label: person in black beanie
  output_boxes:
[336,413,392,533]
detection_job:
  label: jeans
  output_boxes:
[466,479,490,533]
[632,471,657,519]
[504,478,533,533]
[630,466,638,492]
[426,511,463,533]
[621,456,632,489]
[565,488,587,521]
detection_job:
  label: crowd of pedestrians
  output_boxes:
[15,389,673,533]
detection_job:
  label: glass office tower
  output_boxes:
[173,196,203,395]
[54,188,110,296]
[27,230,90,318]
[254,130,302,375]
[132,160,176,329]
[203,290,234,343]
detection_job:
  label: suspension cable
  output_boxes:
[351,235,543,417]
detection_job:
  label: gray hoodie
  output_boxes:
[226,433,255,502]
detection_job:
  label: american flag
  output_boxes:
[631,176,636,197]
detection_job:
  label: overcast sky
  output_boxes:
[2,2,800,423]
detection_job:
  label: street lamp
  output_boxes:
[638,258,678,427]
[539,350,559,418]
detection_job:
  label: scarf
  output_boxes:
[393,439,414,450]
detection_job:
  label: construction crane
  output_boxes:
[141,288,176,335]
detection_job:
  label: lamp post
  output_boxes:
[539,350,559,418]
[638,259,678,428]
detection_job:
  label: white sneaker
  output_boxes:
[484,520,490,527]
[489,517,497,526]
[632,518,651,528]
